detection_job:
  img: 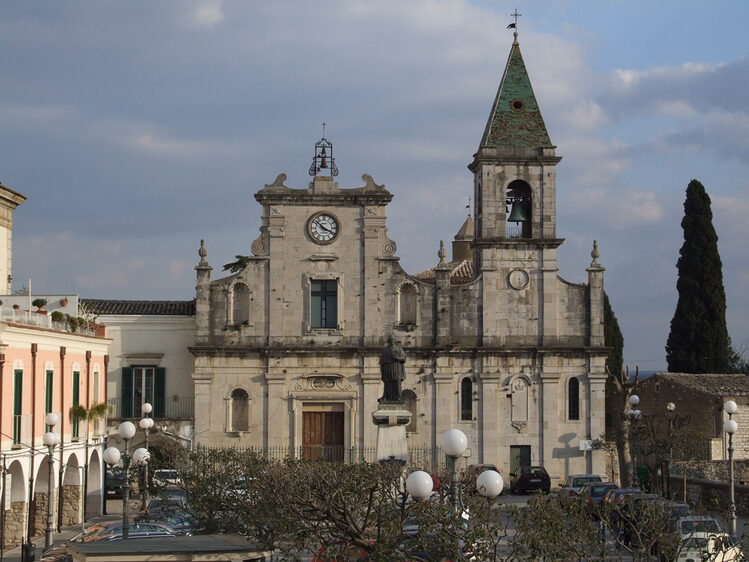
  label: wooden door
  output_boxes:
[303,412,344,461]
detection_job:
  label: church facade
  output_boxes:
[190,35,608,480]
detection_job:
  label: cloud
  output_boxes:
[126,131,243,158]
[185,1,224,29]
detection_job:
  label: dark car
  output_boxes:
[509,466,550,494]
[602,487,643,505]
[576,481,618,506]
[105,467,126,497]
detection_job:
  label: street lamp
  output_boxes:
[665,402,677,498]
[42,413,60,551]
[724,400,738,540]
[406,429,503,552]
[627,394,642,488]
[139,403,154,510]
[103,421,136,539]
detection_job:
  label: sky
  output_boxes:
[1,1,748,372]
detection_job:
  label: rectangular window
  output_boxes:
[123,366,166,417]
[93,371,100,434]
[45,370,53,431]
[13,370,22,445]
[72,371,80,438]
[311,280,338,329]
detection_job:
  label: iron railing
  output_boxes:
[108,396,195,420]
[195,444,445,466]
[0,309,96,335]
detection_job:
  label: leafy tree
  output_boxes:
[666,179,729,373]
[727,337,749,374]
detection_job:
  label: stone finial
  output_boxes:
[590,240,601,268]
[197,239,210,268]
[438,240,447,264]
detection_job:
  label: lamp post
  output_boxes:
[406,429,503,554]
[42,413,60,551]
[627,394,642,488]
[665,402,676,498]
[139,403,154,511]
[724,400,738,540]
[103,421,136,539]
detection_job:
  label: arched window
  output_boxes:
[403,389,417,433]
[229,388,249,432]
[233,284,249,324]
[568,377,580,421]
[506,180,532,239]
[511,378,529,422]
[460,378,473,421]
[399,284,417,325]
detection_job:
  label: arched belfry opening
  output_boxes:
[506,180,531,238]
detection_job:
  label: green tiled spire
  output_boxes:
[479,34,551,148]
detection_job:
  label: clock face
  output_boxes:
[509,268,529,289]
[308,213,339,243]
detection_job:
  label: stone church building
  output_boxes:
[190,34,608,479]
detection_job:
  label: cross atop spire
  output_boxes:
[510,9,521,27]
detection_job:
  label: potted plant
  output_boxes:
[87,402,110,421]
[69,404,88,422]
[12,304,19,310]
[65,314,78,332]
[51,310,64,323]
[32,298,48,314]
[60,298,68,307]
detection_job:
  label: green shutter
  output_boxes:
[121,367,133,417]
[72,371,80,437]
[13,370,22,444]
[154,367,166,417]
[45,371,53,414]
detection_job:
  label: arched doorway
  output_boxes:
[32,455,54,536]
[5,459,27,548]
[61,456,82,527]
[87,450,102,517]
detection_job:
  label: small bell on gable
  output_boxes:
[308,122,339,177]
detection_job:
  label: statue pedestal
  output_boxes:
[372,402,411,463]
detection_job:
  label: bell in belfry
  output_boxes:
[320,146,328,169]
[508,199,527,223]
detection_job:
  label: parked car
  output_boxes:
[509,466,550,494]
[576,482,618,506]
[557,474,602,501]
[148,486,189,510]
[153,468,181,486]
[601,487,643,505]
[72,519,177,542]
[676,532,741,561]
[105,467,126,497]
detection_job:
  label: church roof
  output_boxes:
[454,214,474,240]
[413,259,474,285]
[82,299,195,316]
[479,34,551,149]
[646,372,749,397]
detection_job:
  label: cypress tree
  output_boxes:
[604,291,623,377]
[666,179,729,373]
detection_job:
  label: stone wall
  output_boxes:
[669,475,749,517]
[32,491,56,537]
[672,459,749,485]
[60,485,81,527]
[4,501,26,549]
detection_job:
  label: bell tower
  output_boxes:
[468,31,564,345]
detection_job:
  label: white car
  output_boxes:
[676,532,741,562]
[153,468,181,486]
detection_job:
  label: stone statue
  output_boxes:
[379,335,406,402]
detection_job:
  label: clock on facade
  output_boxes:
[307,212,340,244]
[508,268,529,289]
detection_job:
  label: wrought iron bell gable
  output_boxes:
[309,132,339,177]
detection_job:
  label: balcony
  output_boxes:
[107,396,194,420]
[0,308,100,336]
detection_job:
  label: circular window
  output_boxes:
[511,99,525,111]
